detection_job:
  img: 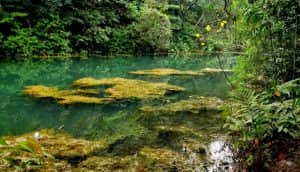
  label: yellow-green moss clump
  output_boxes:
[0,129,108,171]
[199,68,232,73]
[139,146,181,162]
[23,78,184,105]
[3,129,107,159]
[72,77,184,99]
[23,85,112,105]
[78,147,196,171]
[155,125,202,138]
[128,68,232,76]
[129,68,203,76]
[78,156,134,172]
[140,96,223,114]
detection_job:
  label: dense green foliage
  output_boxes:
[0,0,228,58]
[224,0,300,170]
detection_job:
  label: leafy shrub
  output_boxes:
[135,7,172,54]
[3,28,40,57]
[226,78,300,169]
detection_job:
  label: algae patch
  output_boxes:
[129,68,203,76]
[23,85,111,105]
[0,129,108,171]
[72,77,184,99]
[199,68,232,73]
[129,68,232,76]
[140,96,223,114]
[23,77,184,105]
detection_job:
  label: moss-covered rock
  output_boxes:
[155,125,202,139]
[23,85,110,105]
[140,96,223,114]
[139,146,181,162]
[77,156,134,172]
[0,129,109,171]
[128,68,232,77]
[72,77,185,99]
[129,68,203,76]
[138,146,205,171]
[154,125,205,150]
[23,78,184,105]
[3,129,107,160]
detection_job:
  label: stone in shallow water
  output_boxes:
[140,96,223,114]
[0,129,108,171]
[72,77,185,99]
[23,77,184,105]
[23,85,108,105]
[78,156,134,172]
[3,129,107,159]
[138,146,206,171]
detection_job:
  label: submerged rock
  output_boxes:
[139,146,181,162]
[155,125,203,144]
[155,125,207,151]
[23,77,184,105]
[78,156,134,172]
[140,96,223,114]
[138,146,206,171]
[23,85,110,105]
[3,129,107,159]
[129,68,204,76]
[0,129,108,171]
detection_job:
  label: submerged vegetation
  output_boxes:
[0,92,228,171]
[140,96,223,114]
[23,77,184,105]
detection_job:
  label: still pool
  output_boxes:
[0,55,235,171]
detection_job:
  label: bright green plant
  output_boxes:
[226,78,300,169]
[135,6,172,53]
[3,28,40,57]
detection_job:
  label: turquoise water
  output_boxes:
[0,55,233,138]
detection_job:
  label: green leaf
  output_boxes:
[15,142,34,153]
[0,137,8,145]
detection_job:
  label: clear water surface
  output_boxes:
[0,55,235,171]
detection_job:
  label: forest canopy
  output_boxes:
[0,0,226,58]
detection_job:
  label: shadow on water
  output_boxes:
[0,55,236,171]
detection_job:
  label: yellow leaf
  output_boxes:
[216,28,222,33]
[201,42,206,46]
[274,90,281,97]
[195,33,201,38]
[222,20,228,24]
[220,22,225,28]
[205,25,212,32]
